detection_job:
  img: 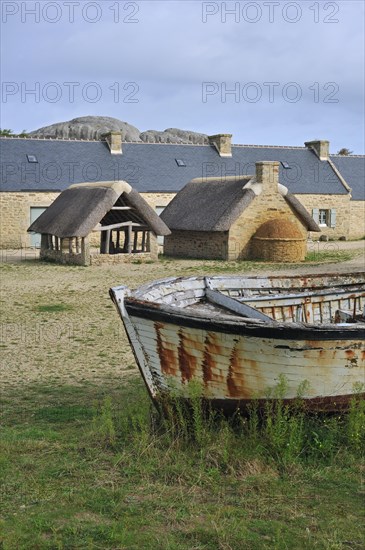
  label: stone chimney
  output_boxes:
[105,131,122,154]
[255,161,280,191]
[304,140,329,160]
[208,134,232,157]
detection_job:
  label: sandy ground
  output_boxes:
[1,242,364,389]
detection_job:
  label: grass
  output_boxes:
[158,248,359,274]
[1,379,364,549]
[35,304,74,313]
[304,250,357,263]
[1,253,364,548]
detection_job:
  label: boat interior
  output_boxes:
[131,274,365,326]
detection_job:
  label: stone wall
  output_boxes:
[349,201,365,239]
[40,235,90,266]
[251,238,306,262]
[164,230,228,259]
[228,192,308,260]
[294,193,351,240]
[0,192,59,248]
[142,192,175,210]
[90,251,156,266]
[41,248,89,266]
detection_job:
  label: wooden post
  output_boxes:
[116,230,120,250]
[69,238,73,254]
[146,232,151,252]
[123,228,128,252]
[55,236,59,251]
[127,225,133,254]
[133,230,138,253]
[100,232,107,254]
[105,230,111,254]
[141,231,146,252]
[48,234,53,250]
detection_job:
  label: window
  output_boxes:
[312,208,336,228]
[175,159,186,167]
[27,154,38,163]
[319,210,329,225]
[281,161,291,169]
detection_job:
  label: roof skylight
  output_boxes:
[175,159,186,167]
[27,154,38,163]
[281,161,291,169]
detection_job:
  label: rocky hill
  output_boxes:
[29,116,209,144]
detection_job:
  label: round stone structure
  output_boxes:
[251,219,306,262]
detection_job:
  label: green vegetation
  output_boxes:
[0,128,28,137]
[1,253,364,548]
[1,378,364,549]
[305,250,357,263]
[35,304,74,313]
[158,248,359,274]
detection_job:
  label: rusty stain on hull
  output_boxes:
[202,333,215,385]
[155,322,177,377]
[227,342,246,398]
[345,349,359,368]
[111,272,365,413]
[178,328,197,383]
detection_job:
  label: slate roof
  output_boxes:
[0,137,351,196]
[160,177,320,232]
[27,182,170,238]
[330,155,365,201]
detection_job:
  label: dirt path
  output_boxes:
[1,243,364,389]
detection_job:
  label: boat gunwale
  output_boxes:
[124,298,365,340]
[131,271,365,294]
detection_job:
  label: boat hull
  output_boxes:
[110,273,365,412]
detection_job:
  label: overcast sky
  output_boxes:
[1,0,364,152]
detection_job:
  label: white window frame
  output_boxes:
[318,209,330,226]
[312,208,336,228]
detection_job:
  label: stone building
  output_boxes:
[27,181,170,266]
[0,118,363,248]
[160,161,320,261]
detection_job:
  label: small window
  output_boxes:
[313,208,336,228]
[175,159,186,167]
[319,209,329,225]
[27,154,38,163]
[281,161,291,169]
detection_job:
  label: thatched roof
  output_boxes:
[28,181,171,238]
[161,176,255,231]
[160,176,320,232]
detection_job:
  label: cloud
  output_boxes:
[1,0,364,152]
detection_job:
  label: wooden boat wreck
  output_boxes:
[110,273,365,412]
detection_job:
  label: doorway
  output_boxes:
[30,207,47,247]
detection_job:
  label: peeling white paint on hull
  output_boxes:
[110,273,365,412]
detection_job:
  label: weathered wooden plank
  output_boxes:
[94,222,142,231]
[206,289,272,321]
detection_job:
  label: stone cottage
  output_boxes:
[27,180,170,266]
[0,116,363,248]
[160,161,320,261]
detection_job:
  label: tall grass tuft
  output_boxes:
[345,389,365,453]
[90,397,116,449]
[89,377,365,480]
